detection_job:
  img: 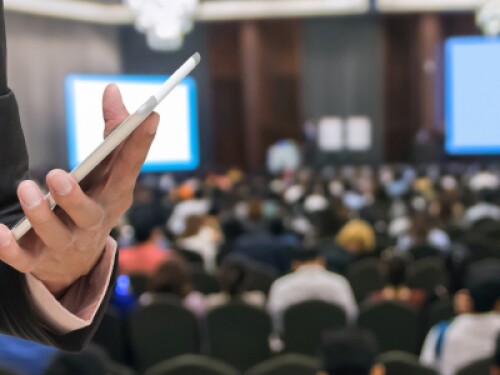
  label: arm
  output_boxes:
[0,0,158,350]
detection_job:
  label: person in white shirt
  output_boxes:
[420,263,500,375]
[267,247,358,332]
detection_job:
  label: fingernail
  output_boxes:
[19,182,43,209]
[148,121,159,135]
[0,226,11,248]
[50,172,73,196]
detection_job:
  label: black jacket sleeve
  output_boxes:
[0,0,116,351]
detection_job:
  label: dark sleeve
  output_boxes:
[0,0,116,351]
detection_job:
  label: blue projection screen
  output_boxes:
[66,74,199,172]
[445,37,500,155]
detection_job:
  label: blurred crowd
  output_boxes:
[4,162,500,375]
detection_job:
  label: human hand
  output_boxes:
[0,84,159,297]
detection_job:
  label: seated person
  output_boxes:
[119,202,170,276]
[370,253,427,310]
[205,258,266,310]
[326,219,376,274]
[267,247,357,332]
[420,262,500,375]
[140,256,206,317]
[176,215,223,274]
[318,328,384,375]
[397,212,450,254]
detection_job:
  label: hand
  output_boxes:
[0,84,159,297]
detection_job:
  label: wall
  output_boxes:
[5,12,121,172]
[301,16,384,164]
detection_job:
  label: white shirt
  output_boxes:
[420,312,500,375]
[177,226,219,274]
[463,203,500,227]
[267,265,358,332]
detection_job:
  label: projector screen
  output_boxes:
[66,74,199,172]
[445,37,500,155]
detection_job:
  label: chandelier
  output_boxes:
[125,0,200,51]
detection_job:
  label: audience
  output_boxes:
[267,246,357,332]
[397,212,451,254]
[176,214,223,274]
[118,202,170,276]
[420,262,500,375]
[205,258,266,310]
[318,328,384,375]
[140,256,206,317]
[325,219,376,274]
[100,164,500,374]
[370,253,427,310]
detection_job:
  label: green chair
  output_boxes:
[378,351,438,375]
[244,354,317,375]
[129,298,200,373]
[407,257,448,292]
[92,307,126,364]
[455,358,491,375]
[358,301,420,354]
[347,258,385,303]
[144,355,241,375]
[207,302,272,372]
[283,300,347,356]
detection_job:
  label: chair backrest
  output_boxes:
[283,300,347,356]
[408,245,441,261]
[191,268,221,295]
[246,268,278,296]
[378,351,438,375]
[207,302,272,372]
[0,368,19,375]
[425,298,454,332]
[407,257,448,291]
[129,299,200,372]
[358,301,420,354]
[129,273,149,296]
[347,258,386,303]
[455,357,492,375]
[244,354,317,375]
[175,248,205,268]
[92,307,126,364]
[144,355,241,375]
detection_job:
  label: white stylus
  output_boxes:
[11,53,201,241]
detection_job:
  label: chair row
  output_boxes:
[94,298,455,373]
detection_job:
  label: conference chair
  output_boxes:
[129,273,149,296]
[244,354,318,375]
[408,244,441,262]
[425,297,455,333]
[358,301,420,354]
[92,307,127,364]
[246,267,278,296]
[174,248,205,268]
[191,268,221,295]
[378,351,438,375]
[144,355,241,375]
[129,297,200,373]
[347,258,386,303]
[206,302,272,372]
[407,257,448,292]
[283,300,347,356]
[455,358,491,375]
[0,368,18,375]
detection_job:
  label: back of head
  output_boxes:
[382,253,408,288]
[320,328,379,375]
[466,263,500,313]
[148,256,191,298]
[128,202,167,243]
[218,260,249,297]
[44,345,108,375]
[336,220,376,254]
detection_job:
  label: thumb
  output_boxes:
[102,83,129,138]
